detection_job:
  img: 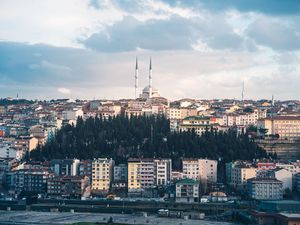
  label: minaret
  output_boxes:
[149,57,152,99]
[241,81,244,103]
[135,57,138,99]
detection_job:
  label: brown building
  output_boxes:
[47,175,90,198]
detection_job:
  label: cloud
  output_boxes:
[0,0,124,48]
[57,87,71,95]
[83,13,246,52]
[1,0,300,100]
[176,0,300,15]
[247,16,300,51]
[2,41,297,100]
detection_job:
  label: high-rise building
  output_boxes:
[92,158,114,192]
[154,159,172,186]
[128,158,154,192]
[182,158,218,183]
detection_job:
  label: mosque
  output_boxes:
[134,57,160,99]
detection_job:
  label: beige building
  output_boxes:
[13,136,39,159]
[182,159,218,183]
[230,165,256,189]
[257,116,300,139]
[178,116,213,136]
[167,107,197,120]
[128,158,154,192]
[91,158,114,192]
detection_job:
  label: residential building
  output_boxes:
[154,159,172,186]
[13,136,38,156]
[247,178,283,200]
[257,116,300,139]
[47,175,90,198]
[178,116,213,136]
[14,169,53,194]
[182,158,218,183]
[295,173,300,192]
[230,164,256,189]
[113,164,128,182]
[167,107,197,120]
[50,159,80,176]
[273,168,293,191]
[91,158,114,192]
[79,160,92,183]
[175,178,199,203]
[128,158,154,192]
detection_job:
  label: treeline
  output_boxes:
[31,115,268,169]
[0,98,34,106]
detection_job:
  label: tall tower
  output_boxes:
[135,57,138,99]
[149,57,153,99]
[241,80,244,103]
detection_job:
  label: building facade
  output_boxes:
[182,159,218,183]
[247,178,283,200]
[91,158,114,192]
[175,178,199,203]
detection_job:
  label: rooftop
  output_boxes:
[176,178,199,185]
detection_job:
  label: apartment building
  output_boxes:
[127,158,154,192]
[295,173,300,192]
[175,178,199,203]
[167,107,197,120]
[257,116,300,139]
[13,136,38,153]
[113,164,128,182]
[47,175,90,198]
[78,160,92,183]
[91,158,114,192]
[13,169,53,194]
[178,116,213,136]
[182,159,218,183]
[247,178,283,200]
[229,165,256,189]
[50,159,80,176]
[154,159,172,186]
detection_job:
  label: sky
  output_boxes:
[0,0,300,100]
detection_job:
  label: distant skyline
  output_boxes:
[0,0,300,100]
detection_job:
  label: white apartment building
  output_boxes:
[223,109,266,127]
[92,158,114,192]
[154,159,172,186]
[182,159,218,183]
[62,108,83,121]
[175,178,199,203]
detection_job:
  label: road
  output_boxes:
[0,211,240,225]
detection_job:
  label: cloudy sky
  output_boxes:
[0,0,300,100]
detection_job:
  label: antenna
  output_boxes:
[149,57,152,99]
[241,81,244,102]
[135,57,138,99]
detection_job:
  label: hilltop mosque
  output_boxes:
[134,57,160,99]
